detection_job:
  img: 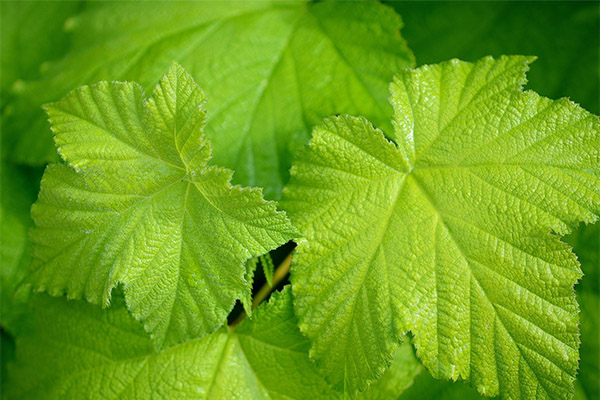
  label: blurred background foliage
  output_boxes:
[1,1,598,398]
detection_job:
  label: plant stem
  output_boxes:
[230,252,293,328]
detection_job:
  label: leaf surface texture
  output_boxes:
[5,0,413,198]
[30,63,296,348]
[283,56,600,397]
[8,288,339,399]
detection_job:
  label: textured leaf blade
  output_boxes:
[5,0,413,198]
[283,56,600,397]
[8,288,338,399]
[260,254,275,286]
[30,63,297,348]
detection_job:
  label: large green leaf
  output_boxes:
[389,2,600,397]
[5,0,413,198]
[282,56,600,397]
[29,63,297,349]
[7,287,339,399]
[391,1,599,114]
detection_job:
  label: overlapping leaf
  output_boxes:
[283,56,600,397]
[7,288,338,399]
[5,0,414,198]
[29,63,297,349]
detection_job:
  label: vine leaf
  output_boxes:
[30,63,297,349]
[282,55,600,398]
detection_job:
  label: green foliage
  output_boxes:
[1,2,599,400]
[259,254,275,287]
[398,222,599,400]
[9,285,423,399]
[391,3,600,398]
[3,0,413,198]
[8,288,338,399]
[29,63,297,349]
[282,56,599,396]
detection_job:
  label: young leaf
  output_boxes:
[5,0,413,198]
[8,288,338,399]
[282,56,600,397]
[29,63,297,349]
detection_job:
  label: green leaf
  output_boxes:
[260,254,275,287]
[406,228,600,400]
[6,1,413,198]
[390,1,599,114]
[241,256,260,316]
[29,63,297,349]
[566,223,599,294]
[283,56,600,397]
[7,287,339,399]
